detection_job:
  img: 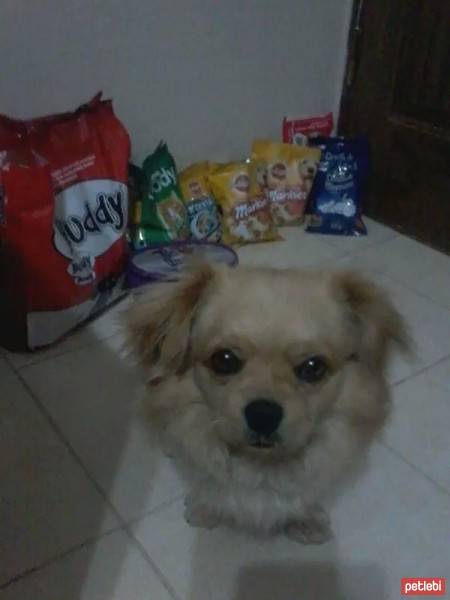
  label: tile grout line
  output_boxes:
[380,352,450,497]
[320,229,450,314]
[378,439,450,499]
[379,269,450,315]
[0,528,122,592]
[324,243,450,388]
[4,332,118,371]
[320,231,399,253]
[8,370,180,600]
[2,295,130,370]
[113,492,186,600]
[125,493,186,529]
[0,523,181,600]
[389,352,450,388]
[0,495,184,597]
[120,527,182,600]
[12,369,127,525]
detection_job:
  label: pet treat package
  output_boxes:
[209,162,278,246]
[282,112,333,146]
[306,136,369,236]
[127,241,238,289]
[132,142,188,249]
[179,162,221,242]
[251,140,321,226]
[0,93,130,350]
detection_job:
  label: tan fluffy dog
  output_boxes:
[125,265,408,543]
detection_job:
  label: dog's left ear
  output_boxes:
[124,263,217,382]
[332,271,411,370]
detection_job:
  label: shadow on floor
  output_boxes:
[0,299,177,598]
[232,562,387,600]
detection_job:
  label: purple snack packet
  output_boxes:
[126,240,238,289]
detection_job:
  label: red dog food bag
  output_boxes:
[0,94,130,350]
[282,112,333,145]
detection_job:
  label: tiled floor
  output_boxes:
[1,217,450,599]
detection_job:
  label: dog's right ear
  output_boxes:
[123,263,216,382]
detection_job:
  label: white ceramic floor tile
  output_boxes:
[132,443,450,600]
[317,252,387,281]
[0,358,119,586]
[5,295,131,370]
[21,337,184,523]
[377,275,450,384]
[423,356,450,392]
[84,294,132,344]
[338,235,450,311]
[237,226,345,269]
[319,217,398,252]
[0,529,174,600]
[321,258,450,385]
[382,360,450,493]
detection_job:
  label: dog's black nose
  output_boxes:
[244,400,283,436]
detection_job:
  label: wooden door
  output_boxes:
[339,0,450,254]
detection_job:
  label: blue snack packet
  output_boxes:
[306,136,369,236]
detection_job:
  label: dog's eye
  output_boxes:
[210,349,243,375]
[294,356,328,383]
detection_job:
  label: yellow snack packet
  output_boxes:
[206,161,221,176]
[179,162,221,242]
[209,161,279,246]
[250,140,321,226]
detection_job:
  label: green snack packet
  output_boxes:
[129,225,163,250]
[140,142,188,244]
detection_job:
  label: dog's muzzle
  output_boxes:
[244,399,283,447]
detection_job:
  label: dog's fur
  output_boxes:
[124,264,408,543]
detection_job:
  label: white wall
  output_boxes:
[1,0,352,168]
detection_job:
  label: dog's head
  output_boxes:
[298,158,319,180]
[195,212,211,236]
[125,265,409,458]
[255,164,268,188]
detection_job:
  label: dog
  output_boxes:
[125,264,408,543]
[194,211,214,238]
[255,164,268,189]
[270,200,298,225]
[225,216,253,242]
[246,214,271,240]
[298,157,319,182]
[298,157,319,195]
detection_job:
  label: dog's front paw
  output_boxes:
[285,504,333,545]
[184,497,220,530]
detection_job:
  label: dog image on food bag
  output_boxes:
[251,140,321,226]
[125,263,409,543]
[209,162,278,246]
[195,211,216,238]
[255,164,268,188]
[157,195,187,235]
[298,157,320,190]
[180,162,222,242]
[246,211,274,241]
[139,142,189,245]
